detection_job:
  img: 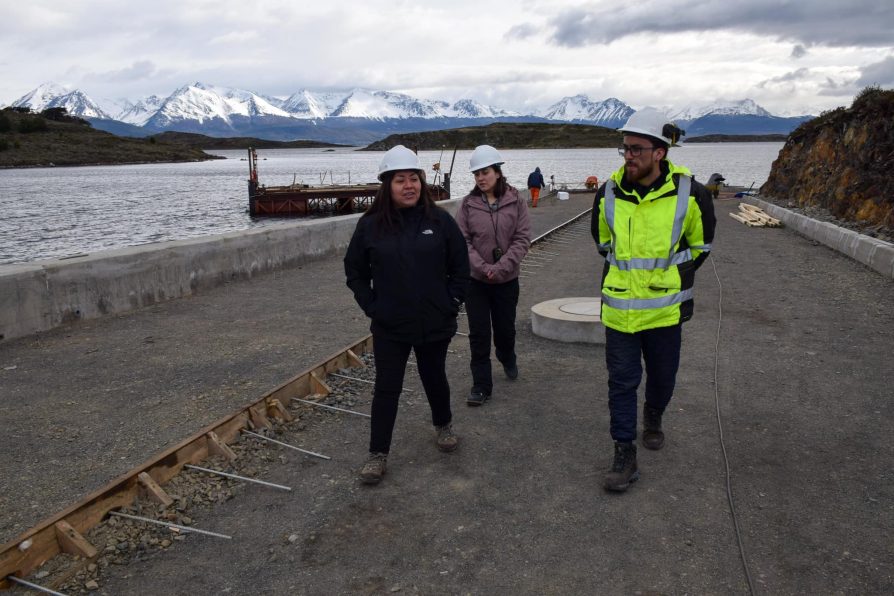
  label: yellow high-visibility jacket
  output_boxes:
[590,160,716,333]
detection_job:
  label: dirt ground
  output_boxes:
[0,192,589,543]
[3,192,893,594]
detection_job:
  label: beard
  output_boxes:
[624,160,659,185]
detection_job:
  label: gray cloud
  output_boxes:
[89,60,158,83]
[547,1,894,48]
[856,56,894,87]
[791,44,807,59]
[757,67,811,88]
[818,86,858,98]
[816,76,859,98]
[505,22,537,40]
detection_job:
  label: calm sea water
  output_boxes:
[0,143,782,265]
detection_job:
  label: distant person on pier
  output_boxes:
[705,172,726,199]
[527,166,546,208]
[344,145,470,485]
[456,145,531,407]
[590,108,716,493]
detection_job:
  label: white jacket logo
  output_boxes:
[422,229,433,235]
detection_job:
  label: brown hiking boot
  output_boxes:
[603,442,639,492]
[435,424,459,452]
[359,452,387,485]
[642,405,665,450]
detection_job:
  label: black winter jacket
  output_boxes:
[344,204,470,344]
[526,170,545,189]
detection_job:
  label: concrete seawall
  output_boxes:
[4,194,890,343]
[0,199,461,342]
[744,196,894,279]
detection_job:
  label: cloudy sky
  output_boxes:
[2,0,893,115]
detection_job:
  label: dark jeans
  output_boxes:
[605,324,682,443]
[370,334,453,454]
[465,278,520,394]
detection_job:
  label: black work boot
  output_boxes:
[502,362,519,380]
[467,389,490,406]
[603,442,639,492]
[642,405,665,450]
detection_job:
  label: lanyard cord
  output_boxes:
[481,195,500,250]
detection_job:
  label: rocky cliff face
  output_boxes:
[762,88,894,230]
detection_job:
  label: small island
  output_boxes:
[362,122,792,151]
[148,131,347,151]
[362,122,623,151]
[686,133,788,143]
[0,107,345,168]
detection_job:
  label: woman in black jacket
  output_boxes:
[344,145,470,485]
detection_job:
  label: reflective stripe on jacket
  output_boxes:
[591,160,716,333]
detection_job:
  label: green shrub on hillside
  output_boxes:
[0,139,8,152]
[0,113,11,133]
[18,117,49,133]
[853,85,882,106]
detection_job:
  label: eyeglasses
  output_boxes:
[618,144,656,157]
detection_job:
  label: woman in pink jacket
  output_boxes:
[455,145,531,406]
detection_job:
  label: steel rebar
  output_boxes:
[328,372,373,385]
[291,398,370,418]
[241,430,331,460]
[327,372,416,393]
[108,511,232,539]
[6,576,69,596]
[184,464,292,491]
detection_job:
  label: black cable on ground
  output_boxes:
[709,254,756,595]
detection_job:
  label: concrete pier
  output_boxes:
[0,201,466,342]
[1,191,892,594]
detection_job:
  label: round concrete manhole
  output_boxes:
[558,301,601,316]
[531,297,604,344]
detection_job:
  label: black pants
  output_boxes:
[370,334,453,454]
[465,278,520,395]
[605,324,682,443]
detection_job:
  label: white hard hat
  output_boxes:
[469,145,504,172]
[378,145,422,181]
[619,108,685,146]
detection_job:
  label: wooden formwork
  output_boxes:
[0,335,373,589]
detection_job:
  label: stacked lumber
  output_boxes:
[729,203,782,227]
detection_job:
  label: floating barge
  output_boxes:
[247,148,451,217]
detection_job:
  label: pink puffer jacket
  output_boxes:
[455,186,531,284]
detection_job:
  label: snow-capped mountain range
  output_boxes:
[542,95,633,123]
[668,98,772,121]
[5,82,812,144]
[11,82,113,120]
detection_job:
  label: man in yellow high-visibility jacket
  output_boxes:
[590,108,716,492]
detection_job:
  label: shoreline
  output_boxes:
[0,154,226,170]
